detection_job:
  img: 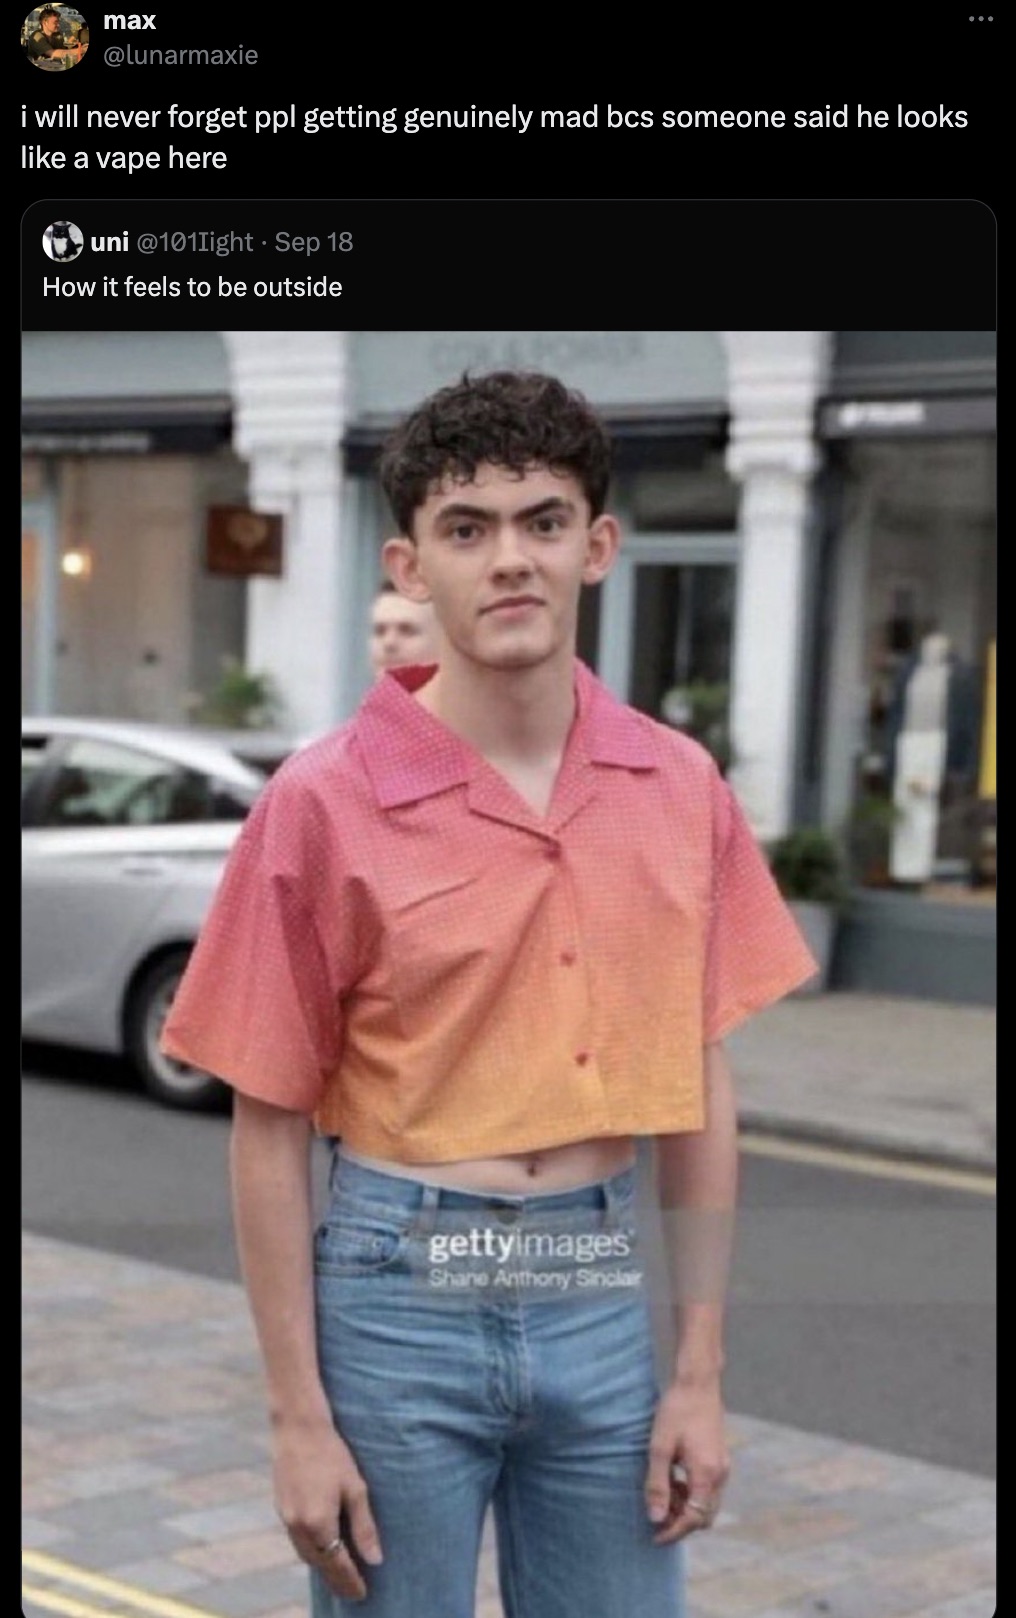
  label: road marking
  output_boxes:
[739,1131,995,1195]
[23,1553,223,1618]
[24,1589,110,1618]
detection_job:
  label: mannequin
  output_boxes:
[889,632,951,883]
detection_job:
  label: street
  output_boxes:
[22,1044,995,1480]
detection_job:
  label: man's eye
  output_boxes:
[532,514,565,534]
[450,523,480,542]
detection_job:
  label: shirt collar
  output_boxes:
[356,660,658,810]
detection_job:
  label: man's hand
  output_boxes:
[644,1375,730,1543]
[273,1414,383,1601]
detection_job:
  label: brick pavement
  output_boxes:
[23,1232,995,1618]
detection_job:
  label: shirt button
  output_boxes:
[544,843,562,861]
[559,949,576,966]
[574,1051,590,1067]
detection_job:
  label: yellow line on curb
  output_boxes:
[739,1131,996,1196]
[23,1553,224,1618]
[23,1585,115,1618]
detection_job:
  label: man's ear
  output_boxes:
[382,535,432,603]
[582,514,621,585]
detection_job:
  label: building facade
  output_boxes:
[22,329,996,1002]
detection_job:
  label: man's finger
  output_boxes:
[644,1442,675,1524]
[653,1506,708,1544]
[653,1488,716,1543]
[649,1471,722,1543]
[317,1536,368,1601]
[346,1485,385,1566]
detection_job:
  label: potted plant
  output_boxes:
[767,826,849,994]
[844,790,903,888]
[187,656,282,731]
[661,680,733,775]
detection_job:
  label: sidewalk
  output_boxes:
[728,990,996,1173]
[23,991,996,1616]
[23,1233,995,1618]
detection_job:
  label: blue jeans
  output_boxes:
[311,1150,685,1617]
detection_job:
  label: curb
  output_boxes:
[737,1111,996,1177]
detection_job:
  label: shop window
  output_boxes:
[845,436,995,897]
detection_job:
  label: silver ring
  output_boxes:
[685,1497,713,1518]
[318,1534,344,1557]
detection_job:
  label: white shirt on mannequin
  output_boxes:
[890,632,951,883]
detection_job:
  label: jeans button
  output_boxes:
[489,1202,520,1223]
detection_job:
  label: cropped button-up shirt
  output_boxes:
[162,661,816,1160]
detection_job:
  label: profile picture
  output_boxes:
[22,5,89,69]
[42,220,84,261]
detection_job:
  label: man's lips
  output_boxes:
[481,596,544,614]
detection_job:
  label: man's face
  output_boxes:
[383,462,618,677]
[369,591,438,677]
[41,12,59,31]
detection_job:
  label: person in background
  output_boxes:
[368,578,439,678]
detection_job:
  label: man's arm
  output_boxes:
[643,1041,737,1540]
[230,1093,383,1599]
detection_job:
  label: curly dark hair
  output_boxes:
[378,371,612,536]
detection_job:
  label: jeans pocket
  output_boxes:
[314,1202,413,1277]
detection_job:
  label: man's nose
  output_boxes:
[489,527,534,577]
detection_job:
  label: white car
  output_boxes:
[21,716,285,1110]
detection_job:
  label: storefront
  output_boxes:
[22,331,248,723]
[811,332,996,1003]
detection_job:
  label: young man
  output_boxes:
[368,579,439,678]
[163,371,816,1615]
[26,7,82,65]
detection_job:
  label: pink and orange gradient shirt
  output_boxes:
[161,661,817,1161]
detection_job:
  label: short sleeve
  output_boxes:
[160,774,350,1113]
[703,774,819,1043]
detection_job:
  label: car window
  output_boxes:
[22,737,51,796]
[37,739,223,828]
[210,780,259,819]
[229,744,294,778]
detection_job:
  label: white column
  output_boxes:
[22,465,61,715]
[222,331,348,739]
[722,331,831,840]
[820,484,874,830]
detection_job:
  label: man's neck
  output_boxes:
[415,648,577,766]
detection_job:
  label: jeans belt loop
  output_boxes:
[602,1168,629,1234]
[413,1182,442,1237]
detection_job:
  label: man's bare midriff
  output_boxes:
[376,1136,637,1195]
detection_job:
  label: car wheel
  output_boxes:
[125,951,229,1112]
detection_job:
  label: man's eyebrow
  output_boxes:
[516,497,576,521]
[434,502,493,524]
[434,497,577,524]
